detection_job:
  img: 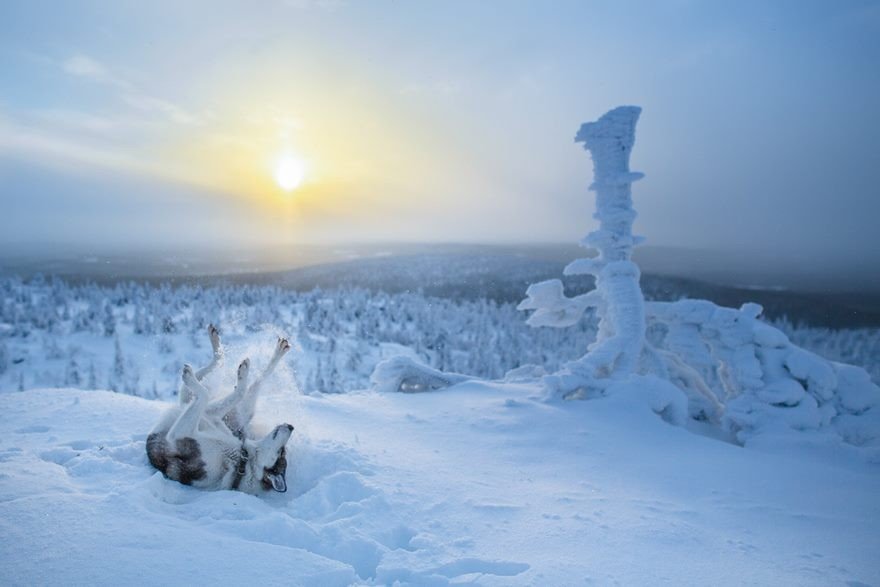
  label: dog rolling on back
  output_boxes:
[147,326,294,494]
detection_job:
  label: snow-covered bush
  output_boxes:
[647,299,880,446]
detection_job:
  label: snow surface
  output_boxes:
[2,383,879,586]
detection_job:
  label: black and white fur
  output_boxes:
[147,325,294,494]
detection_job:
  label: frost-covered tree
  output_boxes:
[65,357,81,387]
[109,335,125,392]
[102,302,116,337]
[0,341,8,375]
[519,106,647,397]
[157,335,174,355]
[87,361,98,390]
[516,106,880,450]
[45,334,64,360]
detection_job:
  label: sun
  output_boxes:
[274,152,306,192]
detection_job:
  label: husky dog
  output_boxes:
[147,325,294,494]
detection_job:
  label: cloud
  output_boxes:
[27,109,130,134]
[0,120,160,176]
[122,94,196,125]
[0,106,184,185]
[284,0,347,11]
[62,54,111,80]
[59,53,198,125]
[400,79,463,97]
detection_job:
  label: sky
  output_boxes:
[1,0,879,270]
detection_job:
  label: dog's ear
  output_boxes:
[268,473,287,492]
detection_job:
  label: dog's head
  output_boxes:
[254,423,293,493]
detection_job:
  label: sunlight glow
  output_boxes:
[274,153,306,192]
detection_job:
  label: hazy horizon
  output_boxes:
[2,240,878,294]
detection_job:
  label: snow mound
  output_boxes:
[370,355,471,394]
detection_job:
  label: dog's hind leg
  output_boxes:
[236,337,291,428]
[205,359,250,433]
[179,325,223,404]
[167,365,209,440]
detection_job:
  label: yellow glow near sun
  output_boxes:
[274,152,307,192]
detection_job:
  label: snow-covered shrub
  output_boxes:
[646,299,880,446]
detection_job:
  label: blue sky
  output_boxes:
[1,0,878,268]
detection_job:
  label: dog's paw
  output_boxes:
[181,364,198,386]
[237,358,250,380]
[276,337,291,354]
[208,324,221,352]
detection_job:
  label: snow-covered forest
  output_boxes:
[1,275,877,399]
[0,275,593,396]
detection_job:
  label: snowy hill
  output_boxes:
[2,385,879,586]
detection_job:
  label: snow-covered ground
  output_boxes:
[2,382,878,586]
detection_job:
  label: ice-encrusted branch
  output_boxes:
[517,279,601,328]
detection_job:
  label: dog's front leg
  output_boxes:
[205,359,250,434]
[167,365,209,441]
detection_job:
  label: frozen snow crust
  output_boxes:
[2,385,879,586]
